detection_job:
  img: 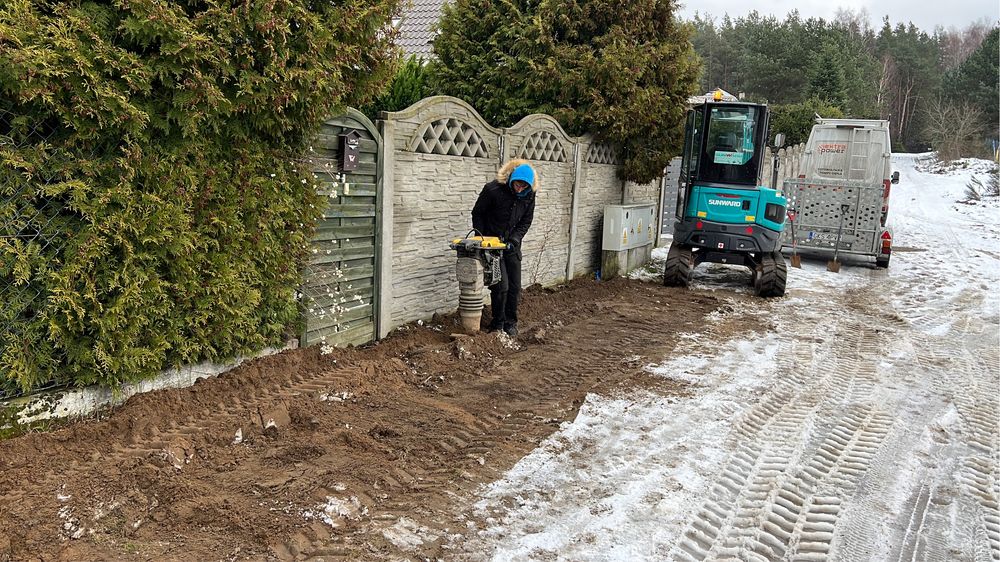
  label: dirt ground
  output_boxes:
[0,276,759,561]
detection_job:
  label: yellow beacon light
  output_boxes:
[713,89,724,101]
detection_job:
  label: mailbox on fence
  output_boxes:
[600,203,656,279]
[340,129,362,171]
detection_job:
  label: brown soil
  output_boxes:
[0,276,757,561]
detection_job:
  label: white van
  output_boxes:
[782,119,900,267]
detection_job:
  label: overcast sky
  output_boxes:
[678,0,999,33]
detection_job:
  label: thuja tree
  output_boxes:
[361,55,431,122]
[430,0,700,183]
[428,0,540,127]
[0,0,399,391]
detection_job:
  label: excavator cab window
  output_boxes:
[696,105,765,186]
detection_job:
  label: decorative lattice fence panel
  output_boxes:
[586,142,620,165]
[518,131,568,162]
[408,118,489,158]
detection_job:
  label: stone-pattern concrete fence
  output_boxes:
[0,97,661,423]
[377,96,657,334]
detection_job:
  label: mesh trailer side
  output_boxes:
[781,178,883,256]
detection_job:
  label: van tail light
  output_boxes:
[883,179,891,199]
[880,231,892,254]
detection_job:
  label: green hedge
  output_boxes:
[0,0,399,392]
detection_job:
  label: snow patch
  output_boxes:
[645,354,710,384]
[304,496,367,528]
[381,517,439,551]
[453,152,1000,561]
[463,331,781,558]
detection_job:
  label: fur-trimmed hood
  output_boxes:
[496,159,540,192]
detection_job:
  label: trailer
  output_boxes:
[781,119,899,268]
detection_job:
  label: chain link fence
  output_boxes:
[0,107,75,400]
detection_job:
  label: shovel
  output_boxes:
[787,209,801,268]
[827,203,850,273]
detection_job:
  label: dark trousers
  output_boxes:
[489,250,521,329]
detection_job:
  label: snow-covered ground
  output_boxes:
[452,154,1000,561]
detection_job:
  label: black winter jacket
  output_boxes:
[471,180,535,254]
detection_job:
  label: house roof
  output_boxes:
[396,0,448,59]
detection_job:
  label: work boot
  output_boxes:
[485,322,502,333]
[503,323,518,337]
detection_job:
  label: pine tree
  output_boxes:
[876,20,943,150]
[943,27,999,143]
[808,42,849,108]
[770,99,845,146]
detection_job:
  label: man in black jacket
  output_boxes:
[472,159,536,336]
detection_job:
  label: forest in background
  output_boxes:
[689,9,999,157]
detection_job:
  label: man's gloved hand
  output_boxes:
[505,238,519,252]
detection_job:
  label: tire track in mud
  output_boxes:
[669,287,901,561]
[909,302,1000,562]
[951,340,1000,562]
[288,309,709,559]
[670,161,998,562]
[847,259,997,562]
[669,323,833,561]
[1,284,723,561]
[2,363,359,500]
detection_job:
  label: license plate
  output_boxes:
[807,231,855,242]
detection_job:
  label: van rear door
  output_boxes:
[806,125,888,185]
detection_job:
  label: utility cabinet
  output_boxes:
[602,204,656,251]
[601,204,656,279]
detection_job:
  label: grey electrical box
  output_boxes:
[602,204,656,251]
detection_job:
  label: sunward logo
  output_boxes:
[708,199,741,207]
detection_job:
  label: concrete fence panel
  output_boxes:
[380,97,503,329]
[504,114,577,285]
[573,138,624,277]
[373,96,660,333]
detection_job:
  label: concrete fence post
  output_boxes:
[376,117,395,339]
[656,170,666,244]
[566,142,584,281]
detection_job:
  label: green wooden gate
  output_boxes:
[301,109,382,347]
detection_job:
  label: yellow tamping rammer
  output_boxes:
[448,233,507,332]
